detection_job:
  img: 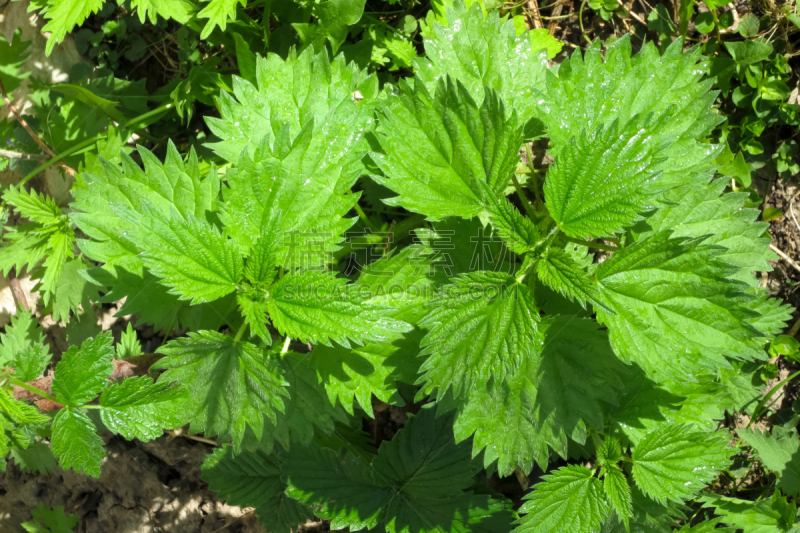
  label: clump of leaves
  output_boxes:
[1,2,798,532]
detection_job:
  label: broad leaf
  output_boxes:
[596,231,765,382]
[739,429,800,497]
[632,424,732,505]
[128,202,243,304]
[418,270,539,397]
[374,78,523,220]
[52,333,114,408]
[536,246,608,311]
[543,115,669,239]
[51,408,105,477]
[701,493,798,533]
[153,331,288,448]
[0,308,49,379]
[99,377,187,441]
[266,270,411,348]
[516,465,610,533]
[415,1,548,123]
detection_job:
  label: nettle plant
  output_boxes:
[1,2,795,532]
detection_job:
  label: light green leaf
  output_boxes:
[2,186,64,226]
[536,246,609,311]
[131,0,195,23]
[701,493,797,533]
[197,0,246,38]
[416,1,548,122]
[418,270,539,397]
[0,225,49,279]
[152,331,287,448]
[602,465,633,530]
[486,196,539,255]
[46,257,99,324]
[99,376,187,440]
[516,465,610,533]
[0,308,49,377]
[41,0,105,55]
[543,114,670,239]
[266,270,411,348]
[51,408,105,477]
[373,78,523,220]
[632,424,733,505]
[0,392,50,425]
[596,231,765,382]
[739,429,800,497]
[52,333,114,408]
[127,202,243,304]
[51,83,127,122]
[71,142,219,269]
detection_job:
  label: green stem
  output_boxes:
[525,144,545,210]
[11,378,59,403]
[579,0,593,45]
[349,190,378,231]
[710,8,723,47]
[747,369,800,429]
[511,173,538,220]
[564,236,619,252]
[280,335,291,355]
[233,323,248,343]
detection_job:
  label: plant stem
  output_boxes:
[19,135,102,187]
[564,236,619,252]
[746,369,800,429]
[511,173,538,220]
[233,323,248,343]
[11,378,59,403]
[280,335,291,355]
[525,143,545,209]
[710,7,723,46]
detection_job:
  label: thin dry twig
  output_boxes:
[770,243,800,274]
[528,0,544,28]
[548,0,565,35]
[0,149,47,160]
[9,277,30,312]
[0,77,75,177]
[617,0,648,25]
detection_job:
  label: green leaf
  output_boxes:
[0,392,50,425]
[116,323,143,359]
[285,408,513,532]
[131,0,195,23]
[10,442,58,475]
[603,466,633,530]
[416,1,548,122]
[3,186,64,226]
[373,78,523,220]
[51,408,105,477]
[631,424,733,505]
[128,202,243,304]
[539,38,721,189]
[243,210,282,285]
[536,246,609,311]
[206,47,378,165]
[45,257,99,324]
[71,142,219,269]
[153,331,287,448]
[0,308,49,377]
[516,465,610,533]
[22,503,79,533]
[418,271,539,397]
[486,196,539,255]
[596,231,765,382]
[0,225,49,279]
[197,0,246,38]
[218,133,359,267]
[51,83,127,122]
[52,333,114,408]
[0,29,31,97]
[449,316,626,476]
[201,445,315,533]
[724,40,773,66]
[529,28,563,59]
[701,492,797,533]
[99,377,187,441]
[41,0,105,55]
[543,114,670,239]
[638,178,775,286]
[266,270,411,347]
[232,33,257,84]
[739,429,800,497]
